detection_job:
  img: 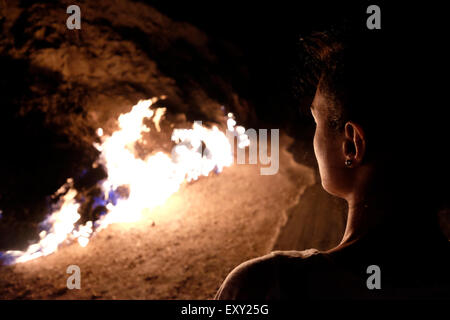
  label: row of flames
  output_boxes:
[1,97,249,265]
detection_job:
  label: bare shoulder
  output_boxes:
[215,249,321,300]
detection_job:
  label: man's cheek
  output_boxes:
[313,129,327,161]
[313,133,318,158]
[313,132,326,176]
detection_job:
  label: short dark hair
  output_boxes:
[302,28,391,161]
[300,26,448,215]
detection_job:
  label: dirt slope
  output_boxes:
[0,138,316,299]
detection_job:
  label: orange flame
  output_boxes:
[2,98,247,264]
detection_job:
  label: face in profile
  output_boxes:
[310,87,358,199]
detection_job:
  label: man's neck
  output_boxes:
[337,193,444,251]
[339,193,383,246]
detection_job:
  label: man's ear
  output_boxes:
[343,121,366,166]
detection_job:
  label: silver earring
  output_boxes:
[345,159,352,167]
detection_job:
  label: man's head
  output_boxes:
[306,31,388,200]
[311,84,368,199]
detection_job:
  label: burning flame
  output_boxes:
[1,98,247,265]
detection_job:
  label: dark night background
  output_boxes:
[0,0,369,249]
[0,0,448,299]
